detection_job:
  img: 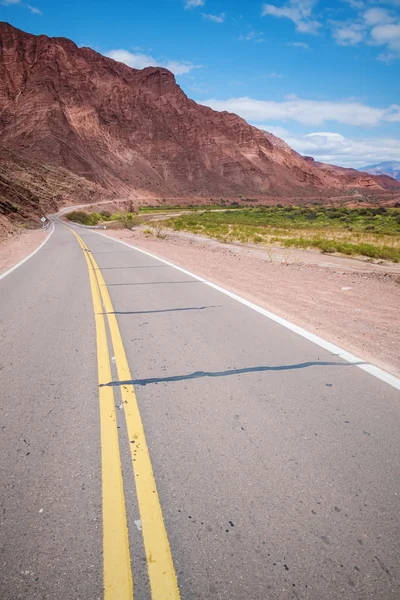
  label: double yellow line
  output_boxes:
[71,229,180,600]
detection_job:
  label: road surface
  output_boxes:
[1,220,399,600]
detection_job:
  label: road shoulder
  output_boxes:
[0,228,48,276]
[102,228,400,378]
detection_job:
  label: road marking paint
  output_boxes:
[71,230,134,600]
[92,230,400,392]
[0,221,55,281]
[76,233,181,600]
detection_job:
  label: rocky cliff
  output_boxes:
[2,21,398,207]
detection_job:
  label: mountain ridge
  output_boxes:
[359,161,400,182]
[0,19,399,229]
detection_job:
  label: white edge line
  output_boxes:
[0,221,55,281]
[92,230,400,392]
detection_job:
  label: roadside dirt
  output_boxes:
[0,228,47,276]
[156,229,400,274]
[104,228,400,377]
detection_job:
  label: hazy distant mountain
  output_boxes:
[360,161,400,182]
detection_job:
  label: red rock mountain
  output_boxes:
[0,21,399,212]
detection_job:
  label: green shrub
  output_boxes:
[162,205,400,262]
[66,211,94,225]
[117,212,140,229]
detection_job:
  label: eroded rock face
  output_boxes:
[0,145,112,236]
[1,22,399,199]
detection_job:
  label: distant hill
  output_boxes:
[360,162,400,182]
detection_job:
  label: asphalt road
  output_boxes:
[1,220,399,600]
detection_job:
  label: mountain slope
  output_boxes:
[360,162,400,182]
[2,22,399,203]
[0,146,112,238]
[304,157,400,191]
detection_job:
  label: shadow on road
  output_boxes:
[96,265,169,269]
[101,361,365,387]
[106,281,200,286]
[102,305,221,316]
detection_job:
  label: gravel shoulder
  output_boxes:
[104,228,400,377]
[0,228,47,276]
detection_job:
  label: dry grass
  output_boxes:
[160,206,400,262]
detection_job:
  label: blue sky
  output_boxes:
[1,0,399,168]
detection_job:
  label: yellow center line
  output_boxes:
[71,230,134,600]
[75,231,181,600]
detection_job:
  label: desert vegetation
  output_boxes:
[65,205,400,262]
[66,210,140,228]
[161,206,400,262]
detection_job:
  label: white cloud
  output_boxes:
[262,0,321,34]
[332,22,365,45]
[330,5,400,58]
[291,131,400,168]
[363,8,395,26]
[107,50,155,69]
[163,60,200,75]
[201,95,400,127]
[344,0,365,8]
[185,0,204,8]
[2,0,42,12]
[260,1,400,59]
[106,49,200,75]
[377,51,397,62]
[28,5,42,14]
[257,126,400,168]
[288,41,310,48]
[258,124,290,137]
[371,23,400,52]
[238,29,265,42]
[202,12,225,23]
